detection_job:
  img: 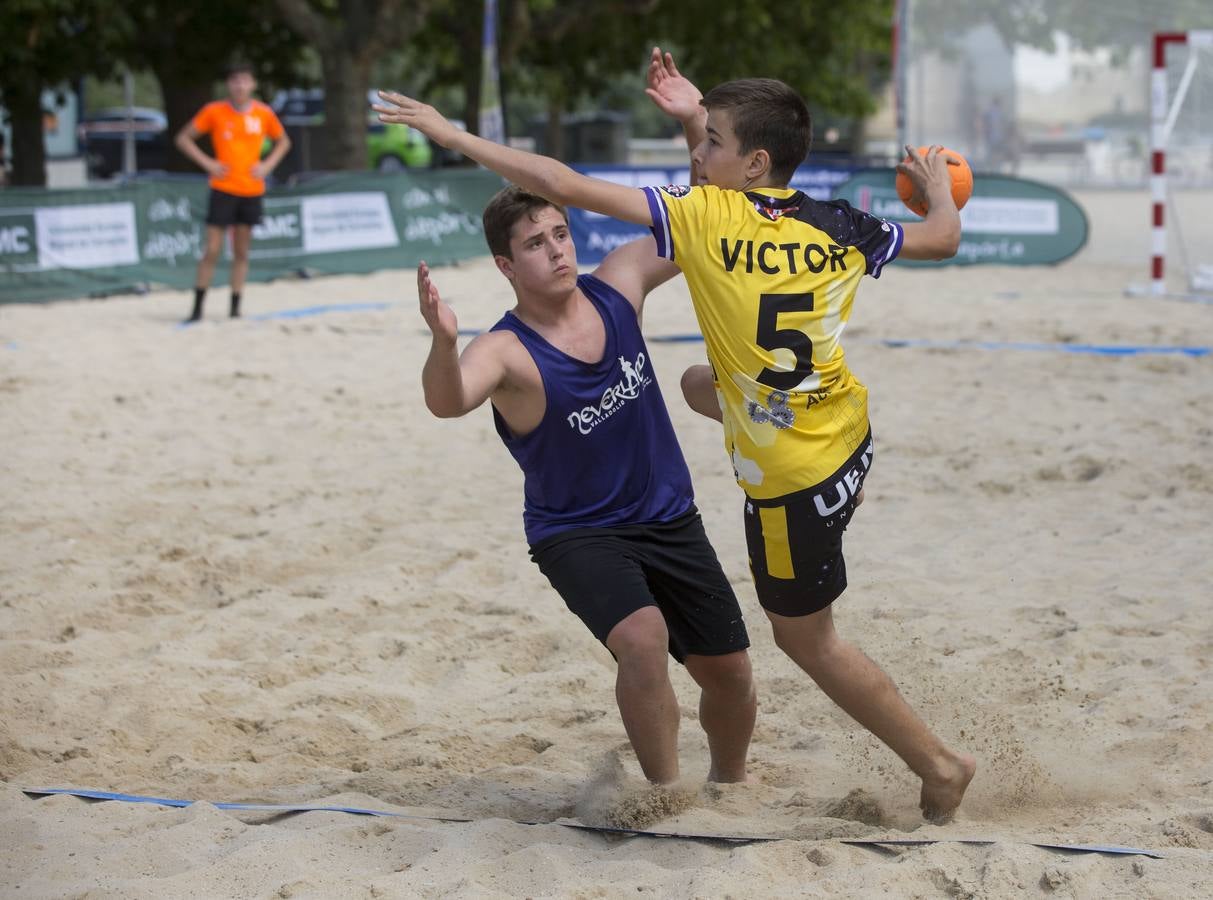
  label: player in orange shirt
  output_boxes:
[175,62,291,322]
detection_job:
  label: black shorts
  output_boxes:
[529,509,750,664]
[205,189,263,227]
[745,432,874,617]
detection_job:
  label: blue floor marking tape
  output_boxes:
[175,302,394,329]
[456,329,1208,357]
[22,788,1165,857]
[864,337,1209,358]
[167,300,1209,358]
[248,302,392,321]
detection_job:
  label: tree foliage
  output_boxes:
[506,0,660,156]
[404,0,895,158]
[405,0,657,152]
[274,0,435,170]
[120,0,308,173]
[651,0,894,118]
[0,0,125,184]
[4,0,908,179]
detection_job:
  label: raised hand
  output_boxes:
[373,91,463,148]
[417,261,458,345]
[644,46,703,124]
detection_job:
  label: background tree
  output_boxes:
[273,0,436,170]
[509,0,658,158]
[404,0,895,160]
[401,0,530,139]
[0,0,123,186]
[650,0,895,126]
[403,0,659,157]
[120,0,308,173]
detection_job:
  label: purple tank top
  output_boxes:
[490,274,694,545]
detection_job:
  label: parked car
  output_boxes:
[272,89,444,172]
[78,107,171,178]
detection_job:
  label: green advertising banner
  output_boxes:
[833,171,1089,267]
[0,170,505,304]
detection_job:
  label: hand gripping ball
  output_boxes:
[895,146,972,217]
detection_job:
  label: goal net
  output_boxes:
[896,6,1213,296]
[1152,31,1213,296]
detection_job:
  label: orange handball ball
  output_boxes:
[895,146,973,217]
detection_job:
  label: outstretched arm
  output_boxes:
[375,92,653,227]
[645,46,707,181]
[418,262,507,418]
[592,237,681,317]
[896,145,962,260]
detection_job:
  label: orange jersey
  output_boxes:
[191,100,284,197]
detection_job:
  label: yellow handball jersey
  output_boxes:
[642,184,904,501]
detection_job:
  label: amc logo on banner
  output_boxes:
[836,171,1089,266]
[1,203,139,273]
[251,192,399,260]
[0,216,36,272]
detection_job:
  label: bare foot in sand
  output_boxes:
[920,753,977,823]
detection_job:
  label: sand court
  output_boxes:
[2,189,1213,896]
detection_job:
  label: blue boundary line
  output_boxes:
[456,329,1209,358]
[166,303,1209,358]
[21,788,1165,856]
[176,301,394,328]
[865,337,1209,357]
[247,302,392,321]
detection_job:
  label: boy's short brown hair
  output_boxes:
[482,185,568,259]
[224,61,255,80]
[701,78,812,187]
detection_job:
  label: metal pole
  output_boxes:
[895,0,909,156]
[122,68,136,176]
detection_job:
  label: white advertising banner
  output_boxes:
[301,192,398,254]
[959,198,1059,235]
[35,202,138,270]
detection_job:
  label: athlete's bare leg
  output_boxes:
[766,605,975,821]
[683,650,756,783]
[230,224,252,295]
[230,224,252,314]
[194,225,225,291]
[606,606,681,784]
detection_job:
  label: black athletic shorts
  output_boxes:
[529,508,750,664]
[745,431,874,617]
[205,189,263,227]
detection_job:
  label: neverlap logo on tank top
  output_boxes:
[566,352,653,435]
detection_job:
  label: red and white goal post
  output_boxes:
[1151,30,1213,297]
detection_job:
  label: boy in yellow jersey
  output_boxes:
[374,49,976,821]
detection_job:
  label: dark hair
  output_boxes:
[482,186,568,259]
[224,61,255,79]
[701,78,812,186]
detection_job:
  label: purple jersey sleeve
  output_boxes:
[642,186,677,262]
